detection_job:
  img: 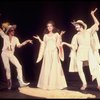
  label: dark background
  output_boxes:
[0,0,100,87]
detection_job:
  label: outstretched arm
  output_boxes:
[61,42,73,48]
[17,39,33,48]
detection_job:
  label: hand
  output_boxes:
[91,8,98,15]
[33,35,40,40]
[60,31,66,36]
[59,42,65,47]
[26,40,33,44]
[33,35,42,43]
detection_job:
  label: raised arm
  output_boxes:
[33,35,43,43]
[90,8,99,33]
[91,8,99,26]
[59,31,73,49]
[60,31,66,37]
[0,28,6,38]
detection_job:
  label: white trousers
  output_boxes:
[76,59,87,86]
[1,51,24,83]
[76,59,100,86]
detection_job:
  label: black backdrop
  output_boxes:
[0,0,100,87]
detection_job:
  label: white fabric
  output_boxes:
[0,30,20,54]
[37,33,67,90]
[69,27,100,86]
[36,41,45,63]
[1,52,23,82]
[69,34,78,72]
[0,30,24,83]
[57,34,64,61]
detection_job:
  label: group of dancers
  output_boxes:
[0,8,100,91]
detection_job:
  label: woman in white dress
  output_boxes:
[33,20,67,90]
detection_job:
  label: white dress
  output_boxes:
[37,33,67,90]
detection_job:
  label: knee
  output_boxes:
[17,64,22,70]
[5,67,10,73]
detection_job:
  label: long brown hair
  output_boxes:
[43,20,60,34]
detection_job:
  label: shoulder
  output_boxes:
[44,34,47,38]
[55,32,59,35]
[14,36,19,41]
[54,32,60,37]
[86,28,91,32]
[71,34,78,41]
[73,33,78,38]
[43,34,48,40]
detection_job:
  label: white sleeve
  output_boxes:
[56,33,64,61]
[36,35,46,63]
[16,37,21,47]
[71,34,78,51]
[89,24,99,34]
[0,30,6,38]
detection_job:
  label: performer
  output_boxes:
[0,24,32,90]
[33,20,67,90]
[62,8,100,90]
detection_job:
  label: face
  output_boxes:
[8,28,15,36]
[75,24,82,31]
[47,23,54,32]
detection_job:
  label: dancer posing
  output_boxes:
[33,20,67,90]
[62,8,100,90]
[0,24,32,90]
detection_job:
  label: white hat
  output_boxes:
[5,25,17,34]
[71,20,87,29]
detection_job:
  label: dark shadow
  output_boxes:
[0,81,45,99]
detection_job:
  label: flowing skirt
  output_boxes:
[37,48,67,90]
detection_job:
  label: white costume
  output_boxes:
[69,26,100,86]
[0,30,25,85]
[36,32,67,90]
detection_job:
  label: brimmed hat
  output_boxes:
[71,20,87,30]
[5,25,17,34]
[2,22,10,28]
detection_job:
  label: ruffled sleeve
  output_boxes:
[69,34,78,72]
[56,33,64,61]
[36,35,46,63]
[0,30,6,38]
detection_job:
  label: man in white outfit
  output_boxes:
[0,24,32,90]
[62,8,100,91]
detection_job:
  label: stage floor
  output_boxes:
[18,86,96,99]
[0,82,100,99]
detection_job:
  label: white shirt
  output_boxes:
[0,30,20,54]
[72,24,99,61]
